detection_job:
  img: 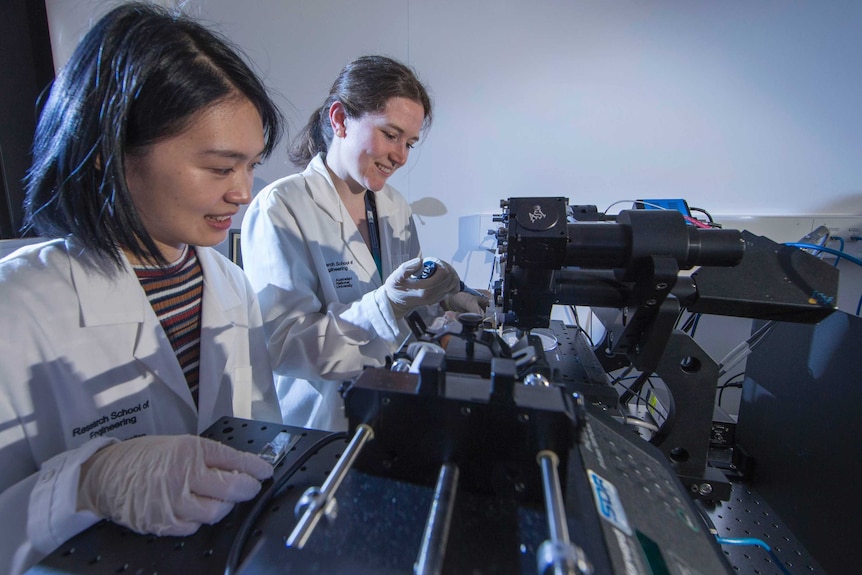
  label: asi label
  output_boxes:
[588,469,633,536]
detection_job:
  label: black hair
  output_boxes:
[23,2,283,268]
[289,55,432,166]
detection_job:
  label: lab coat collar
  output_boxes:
[304,154,344,222]
[305,153,382,286]
[197,247,243,312]
[67,237,147,327]
[70,239,242,323]
[67,239,242,420]
[68,239,194,413]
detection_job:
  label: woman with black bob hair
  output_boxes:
[0,4,283,573]
[26,1,282,268]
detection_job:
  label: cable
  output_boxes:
[608,365,635,387]
[568,305,595,347]
[618,414,660,433]
[487,247,498,293]
[615,372,677,443]
[223,431,349,575]
[717,371,745,387]
[715,537,793,575]
[717,321,774,379]
[688,206,714,224]
[680,311,702,337]
[682,215,712,229]
[716,371,746,404]
[785,242,862,267]
[602,199,662,216]
[829,236,845,267]
[673,306,687,330]
[614,373,653,410]
[717,381,743,407]
[690,314,701,337]
[649,380,676,445]
[618,369,652,405]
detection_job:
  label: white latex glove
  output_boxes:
[382,257,461,319]
[442,289,491,315]
[77,435,273,537]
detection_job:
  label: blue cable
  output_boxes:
[829,236,846,267]
[852,238,862,316]
[715,537,793,575]
[784,242,862,267]
[690,313,701,337]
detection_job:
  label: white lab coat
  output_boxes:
[0,238,280,575]
[241,153,421,432]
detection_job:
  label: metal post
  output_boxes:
[536,450,592,575]
[286,423,375,549]
[414,463,460,575]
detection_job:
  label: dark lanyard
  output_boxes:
[365,191,383,281]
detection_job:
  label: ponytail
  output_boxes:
[288,105,332,166]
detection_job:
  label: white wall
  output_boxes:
[44,0,862,291]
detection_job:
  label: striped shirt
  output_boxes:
[134,247,203,403]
